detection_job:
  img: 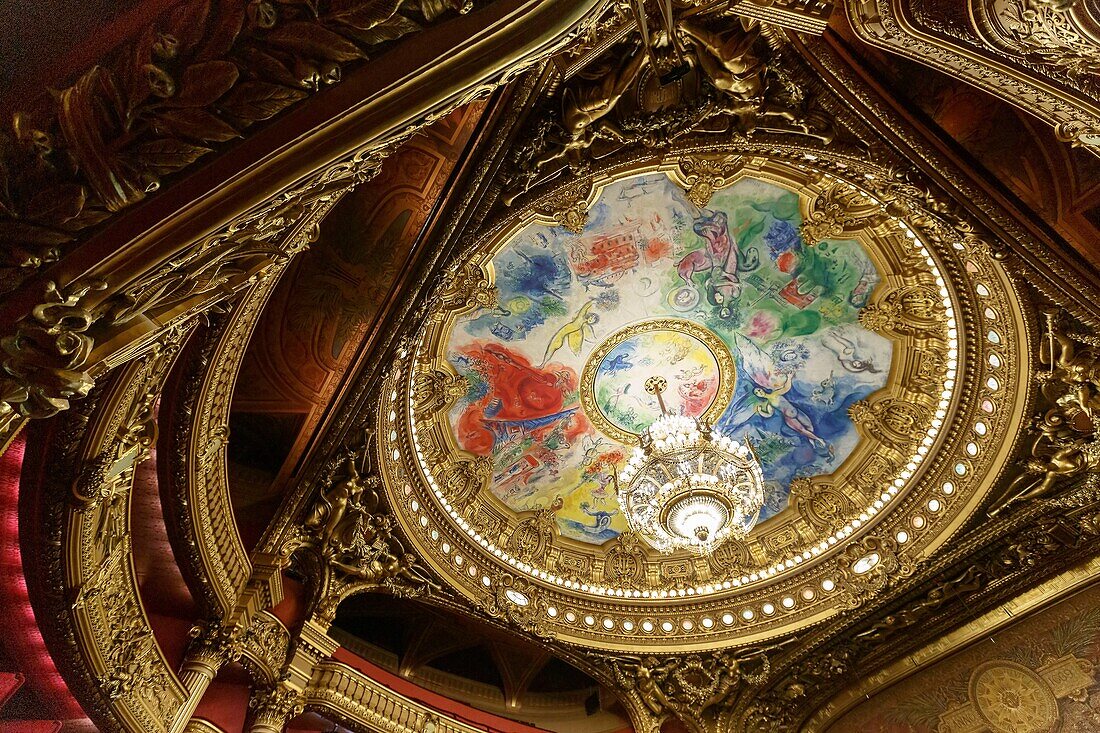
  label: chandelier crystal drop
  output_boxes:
[617,376,766,555]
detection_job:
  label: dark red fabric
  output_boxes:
[0,435,86,720]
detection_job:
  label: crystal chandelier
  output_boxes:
[617,376,766,555]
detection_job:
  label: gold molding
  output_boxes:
[0,0,615,450]
[805,555,1100,731]
[169,262,295,615]
[65,325,196,731]
[305,660,489,733]
[843,0,1100,150]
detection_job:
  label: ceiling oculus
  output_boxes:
[382,157,1028,649]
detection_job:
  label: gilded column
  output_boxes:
[248,685,305,733]
[170,626,237,733]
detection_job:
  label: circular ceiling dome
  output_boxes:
[445,173,894,545]
[380,157,1027,651]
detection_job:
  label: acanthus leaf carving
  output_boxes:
[411,367,468,422]
[800,179,889,245]
[0,0,474,292]
[504,507,558,566]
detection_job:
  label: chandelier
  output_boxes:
[617,377,766,555]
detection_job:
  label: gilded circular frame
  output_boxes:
[379,152,1030,652]
[579,318,737,445]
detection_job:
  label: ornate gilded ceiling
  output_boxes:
[5,1,1100,733]
[439,172,892,543]
[385,143,1024,652]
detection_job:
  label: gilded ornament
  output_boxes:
[604,647,774,732]
[988,312,1100,515]
[859,284,947,340]
[249,685,305,729]
[791,479,856,534]
[302,433,440,625]
[800,181,888,245]
[849,398,931,454]
[676,155,743,207]
[838,535,911,608]
[305,439,383,554]
[435,455,493,510]
[505,508,558,565]
[604,531,648,588]
[435,262,497,316]
[411,368,468,421]
[487,576,551,638]
[0,0,475,291]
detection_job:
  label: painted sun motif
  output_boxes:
[445,172,891,544]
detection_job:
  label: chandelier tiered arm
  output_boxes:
[617,376,765,555]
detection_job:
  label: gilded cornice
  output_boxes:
[0,0,545,295]
[24,325,196,733]
[164,266,294,616]
[0,0,614,451]
[795,30,1100,326]
[304,660,487,733]
[740,468,1100,730]
[809,549,1100,730]
[842,0,1100,150]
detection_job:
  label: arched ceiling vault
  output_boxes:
[5,2,1100,733]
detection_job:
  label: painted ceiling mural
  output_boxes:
[444,173,891,544]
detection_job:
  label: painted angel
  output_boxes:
[541,300,599,367]
[726,335,830,453]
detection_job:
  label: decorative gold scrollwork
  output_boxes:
[801,180,888,245]
[676,156,743,208]
[859,284,947,341]
[604,531,648,588]
[505,508,558,566]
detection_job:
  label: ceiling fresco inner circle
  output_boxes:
[583,318,735,443]
[444,173,891,544]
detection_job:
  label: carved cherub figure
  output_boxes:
[990,313,1100,515]
[528,47,649,176]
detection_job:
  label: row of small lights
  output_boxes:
[389,186,1000,635]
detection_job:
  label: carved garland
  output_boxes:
[0,0,475,295]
